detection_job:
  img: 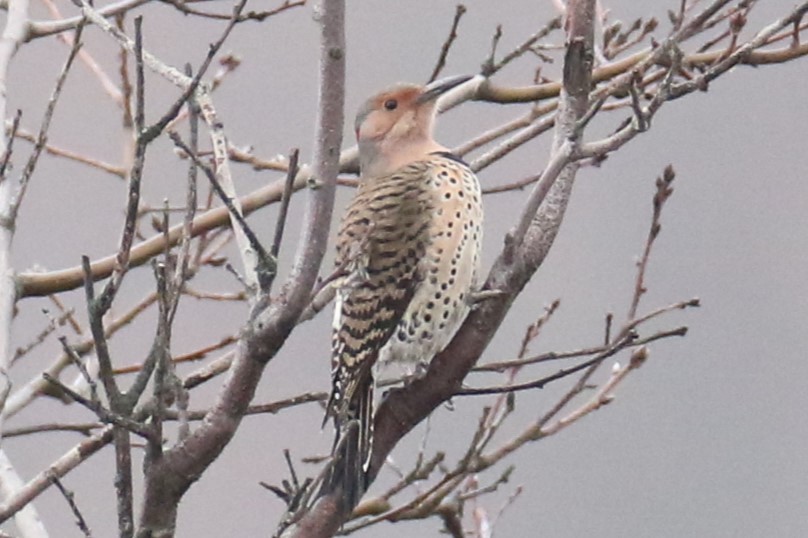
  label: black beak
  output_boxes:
[417,75,473,104]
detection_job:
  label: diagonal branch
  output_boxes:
[285,1,598,536]
[135,1,345,534]
[428,4,467,83]
[8,20,84,224]
[169,132,276,292]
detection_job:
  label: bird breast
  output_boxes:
[379,154,483,367]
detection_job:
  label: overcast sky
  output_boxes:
[4,1,808,536]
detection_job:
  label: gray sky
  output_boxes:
[4,1,808,536]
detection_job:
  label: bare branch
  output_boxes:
[482,16,563,76]
[169,132,276,292]
[161,0,304,22]
[0,0,33,460]
[51,477,92,538]
[137,0,345,534]
[3,422,101,437]
[288,1,599,534]
[28,0,152,39]
[0,449,49,537]
[0,109,20,178]
[13,127,127,177]
[3,292,158,420]
[263,147,301,292]
[0,428,115,525]
[628,165,675,319]
[428,4,467,83]
[41,0,123,105]
[17,8,808,300]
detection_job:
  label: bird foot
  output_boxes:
[468,289,507,308]
[415,360,430,377]
[393,362,430,388]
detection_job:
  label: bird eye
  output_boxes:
[383,99,398,111]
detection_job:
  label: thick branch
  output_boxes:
[135,0,344,535]
[287,1,597,535]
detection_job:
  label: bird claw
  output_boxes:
[468,289,507,308]
[415,360,430,377]
[396,362,430,387]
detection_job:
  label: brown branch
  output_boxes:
[482,15,564,76]
[8,20,84,225]
[117,13,134,129]
[473,324,687,374]
[475,39,808,104]
[267,148,300,291]
[0,109,21,178]
[437,504,464,538]
[13,128,126,177]
[112,335,237,375]
[16,9,808,300]
[0,427,115,524]
[454,107,543,158]
[3,422,101,438]
[628,165,674,319]
[428,4,467,83]
[287,2,598,535]
[51,477,92,538]
[17,177,292,297]
[455,323,689,396]
[455,334,634,396]
[169,132,276,292]
[136,1,345,534]
[4,390,327,440]
[161,0,305,22]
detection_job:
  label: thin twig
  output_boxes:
[51,477,93,538]
[428,4,467,83]
[267,147,300,292]
[12,307,74,364]
[482,16,564,76]
[58,336,98,404]
[142,0,248,143]
[3,422,102,438]
[628,165,675,319]
[161,0,304,22]
[9,20,85,224]
[13,127,126,177]
[113,335,237,375]
[116,14,134,128]
[0,110,21,178]
[0,427,115,524]
[169,132,275,292]
[41,373,151,439]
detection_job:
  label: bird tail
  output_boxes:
[322,378,374,511]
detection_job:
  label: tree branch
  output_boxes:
[135,0,344,534]
[286,1,597,535]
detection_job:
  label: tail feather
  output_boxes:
[323,378,374,511]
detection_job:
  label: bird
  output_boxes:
[324,75,483,508]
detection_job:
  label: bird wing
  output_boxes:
[329,161,435,418]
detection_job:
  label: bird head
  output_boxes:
[354,75,471,177]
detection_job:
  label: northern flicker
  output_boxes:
[325,75,483,506]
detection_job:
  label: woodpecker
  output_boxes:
[325,75,482,507]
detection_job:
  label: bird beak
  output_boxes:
[417,75,473,104]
